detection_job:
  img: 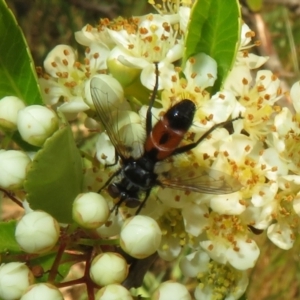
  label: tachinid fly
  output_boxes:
[90,64,242,214]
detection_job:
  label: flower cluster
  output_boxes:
[1,0,300,299]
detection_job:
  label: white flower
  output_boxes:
[227,70,282,141]
[268,106,300,174]
[152,281,192,300]
[199,213,260,270]
[179,250,249,300]
[120,215,162,259]
[75,23,115,49]
[17,105,58,146]
[20,283,64,300]
[180,250,211,278]
[290,80,300,113]
[182,202,210,237]
[72,192,110,229]
[0,262,34,300]
[95,132,116,165]
[95,284,133,300]
[90,253,128,286]
[267,222,294,250]
[0,96,25,131]
[157,233,183,261]
[96,211,124,238]
[15,211,60,254]
[107,14,183,90]
[235,23,268,69]
[40,44,108,118]
[0,150,31,190]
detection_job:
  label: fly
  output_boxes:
[90,64,242,214]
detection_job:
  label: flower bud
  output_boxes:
[20,283,63,300]
[90,252,128,286]
[87,74,124,109]
[17,105,58,146]
[0,150,31,190]
[0,262,34,300]
[0,96,25,131]
[152,281,192,300]
[120,215,162,259]
[15,211,60,254]
[95,284,133,300]
[72,192,110,229]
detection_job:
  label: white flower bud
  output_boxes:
[95,284,133,300]
[0,150,31,190]
[0,96,25,131]
[90,252,128,286]
[72,192,110,229]
[15,211,60,254]
[152,281,192,300]
[87,74,124,109]
[17,105,58,146]
[120,215,162,259]
[0,262,34,300]
[20,283,64,300]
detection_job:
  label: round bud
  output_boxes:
[0,96,25,131]
[17,105,58,146]
[0,150,31,190]
[87,74,124,109]
[72,192,110,229]
[120,215,162,259]
[20,283,64,300]
[0,262,34,300]
[152,281,192,300]
[15,211,60,254]
[90,252,128,286]
[95,284,133,300]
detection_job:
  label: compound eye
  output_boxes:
[125,198,140,208]
[107,184,120,199]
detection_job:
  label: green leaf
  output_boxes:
[0,220,21,253]
[0,0,43,104]
[184,0,241,92]
[24,120,83,224]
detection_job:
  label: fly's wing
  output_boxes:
[158,165,242,194]
[90,76,145,159]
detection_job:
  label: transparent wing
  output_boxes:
[158,165,242,194]
[90,76,144,159]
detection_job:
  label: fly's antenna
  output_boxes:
[146,62,160,136]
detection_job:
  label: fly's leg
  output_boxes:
[146,62,160,136]
[135,189,151,215]
[97,167,122,193]
[110,193,127,215]
[171,114,243,156]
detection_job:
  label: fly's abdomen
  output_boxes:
[144,99,196,161]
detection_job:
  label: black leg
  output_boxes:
[135,189,151,215]
[146,62,160,136]
[97,167,122,193]
[104,149,119,168]
[171,115,243,156]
